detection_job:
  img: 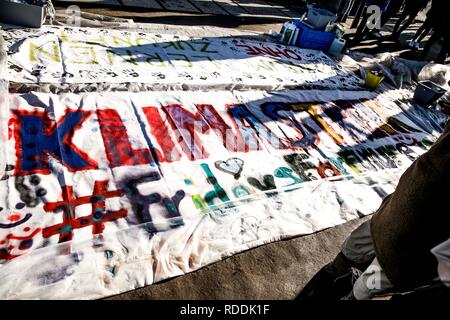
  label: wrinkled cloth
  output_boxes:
[418,63,450,87]
[0,32,9,185]
[339,51,430,90]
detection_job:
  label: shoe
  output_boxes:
[334,267,362,297]
[341,272,362,301]
[414,41,421,50]
[341,290,357,300]
[296,266,360,301]
[295,266,336,301]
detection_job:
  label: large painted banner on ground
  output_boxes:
[3,26,363,90]
[0,89,447,299]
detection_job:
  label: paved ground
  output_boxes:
[53,0,298,33]
[54,0,305,19]
[46,1,441,300]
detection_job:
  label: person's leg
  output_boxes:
[349,13,370,46]
[436,37,450,64]
[351,0,367,29]
[391,10,409,36]
[413,22,428,42]
[395,10,419,36]
[339,0,355,23]
[296,219,375,300]
[421,31,441,60]
[381,0,404,27]
[340,219,375,264]
[417,25,433,42]
[351,258,395,300]
[380,10,393,29]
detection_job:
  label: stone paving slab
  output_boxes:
[55,0,302,19]
[232,0,288,17]
[266,1,303,18]
[190,0,229,15]
[158,0,201,13]
[212,0,248,16]
[121,0,162,9]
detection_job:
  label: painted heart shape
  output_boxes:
[214,157,244,180]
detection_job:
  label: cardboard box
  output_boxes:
[0,0,45,28]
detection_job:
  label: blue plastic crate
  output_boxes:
[294,21,335,51]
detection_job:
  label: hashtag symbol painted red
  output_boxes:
[43,180,127,243]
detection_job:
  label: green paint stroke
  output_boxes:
[200,163,230,206]
[29,41,61,63]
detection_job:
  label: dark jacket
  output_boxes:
[371,120,450,290]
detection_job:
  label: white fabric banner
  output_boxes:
[3,26,363,90]
[0,89,447,299]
